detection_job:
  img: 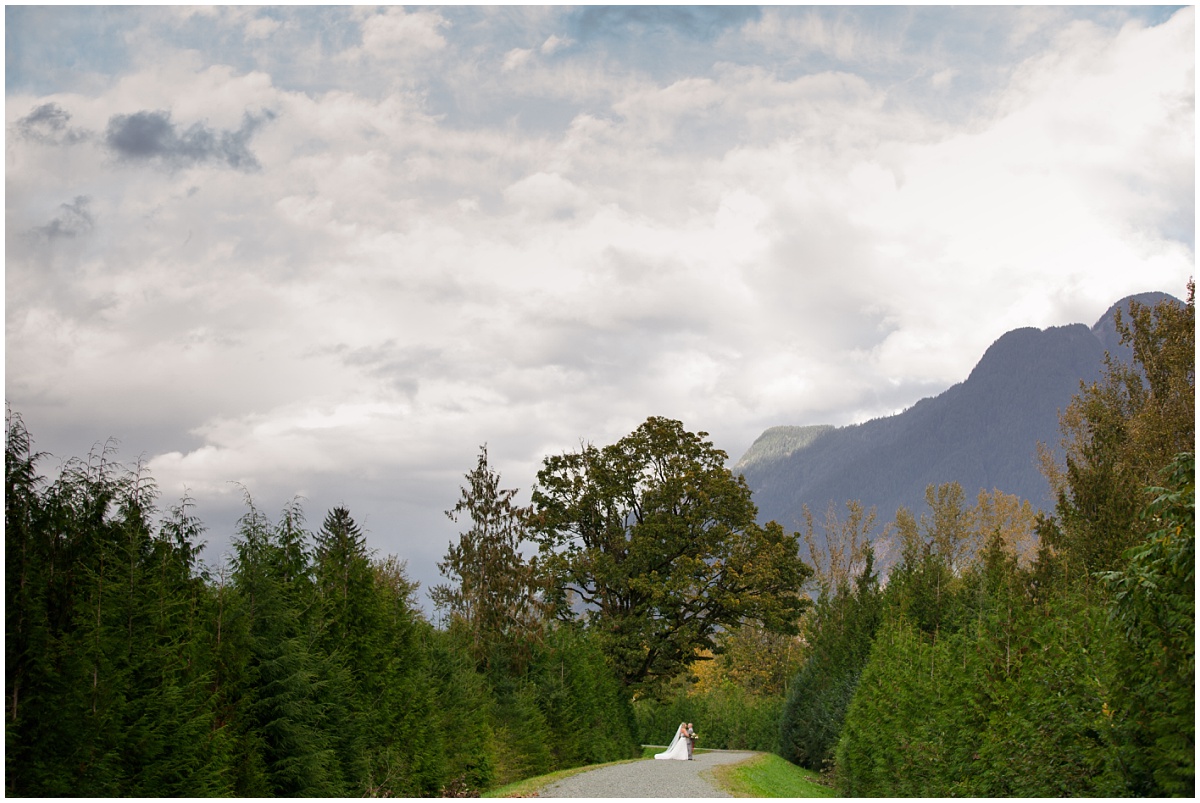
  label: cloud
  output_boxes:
[13,102,90,145]
[541,34,572,55]
[104,109,267,170]
[502,48,534,71]
[354,7,449,61]
[4,5,1193,600]
[502,171,590,219]
[244,15,281,41]
[34,195,94,239]
[930,68,956,89]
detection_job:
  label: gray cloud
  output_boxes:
[34,196,94,240]
[13,102,89,145]
[339,341,445,397]
[104,109,269,170]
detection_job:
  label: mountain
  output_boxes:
[736,292,1180,545]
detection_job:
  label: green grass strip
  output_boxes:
[710,752,837,798]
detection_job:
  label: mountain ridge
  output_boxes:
[737,292,1181,542]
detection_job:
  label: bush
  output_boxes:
[635,682,783,752]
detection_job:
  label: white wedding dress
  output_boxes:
[654,725,690,760]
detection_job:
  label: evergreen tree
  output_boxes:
[5,415,227,795]
[778,545,881,770]
[227,496,346,796]
[433,446,546,673]
[1099,453,1195,796]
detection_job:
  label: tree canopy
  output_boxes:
[529,416,812,692]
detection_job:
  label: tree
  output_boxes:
[800,499,879,599]
[1099,452,1195,796]
[5,413,227,795]
[432,446,546,672]
[227,496,347,796]
[1047,283,1194,574]
[779,543,882,770]
[529,416,812,692]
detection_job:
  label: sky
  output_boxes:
[5,5,1195,605]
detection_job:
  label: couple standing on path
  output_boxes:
[653,722,697,761]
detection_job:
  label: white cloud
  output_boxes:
[502,171,591,219]
[930,68,956,89]
[740,7,884,63]
[502,48,534,72]
[244,15,282,41]
[352,7,449,61]
[541,34,572,55]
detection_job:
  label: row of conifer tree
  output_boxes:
[4,411,639,797]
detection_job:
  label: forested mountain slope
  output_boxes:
[737,292,1179,535]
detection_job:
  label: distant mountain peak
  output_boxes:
[737,290,1183,564]
[734,424,834,473]
[1092,291,1180,358]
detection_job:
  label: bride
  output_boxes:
[654,723,690,760]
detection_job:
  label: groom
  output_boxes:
[685,723,696,760]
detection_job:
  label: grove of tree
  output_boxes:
[5,284,1191,796]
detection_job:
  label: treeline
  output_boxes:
[8,287,1190,795]
[6,413,815,795]
[4,418,637,796]
[778,286,1195,796]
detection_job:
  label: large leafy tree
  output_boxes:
[529,416,812,692]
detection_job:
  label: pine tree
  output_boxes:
[433,445,546,673]
[228,495,346,796]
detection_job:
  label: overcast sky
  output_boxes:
[6,5,1194,603]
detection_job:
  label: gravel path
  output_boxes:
[539,749,759,798]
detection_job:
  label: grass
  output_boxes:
[710,752,837,798]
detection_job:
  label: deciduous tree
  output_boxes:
[530,417,812,692]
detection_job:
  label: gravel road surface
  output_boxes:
[539,749,758,798]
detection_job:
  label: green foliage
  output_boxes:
[837,550,1129,796]
[633,619,804,755]
[635,679,784,752]
[822,286,1196,797]
[1050,284,1195,575]
[420,625,498,793]
[432,445,546,673]
[5,411,228,796]
[1099,452,1195,796]
[532,625,639,767]
[778,544,882,770]
[702,623,805,697]
[2,415,683,799]
[531,416,812,692]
